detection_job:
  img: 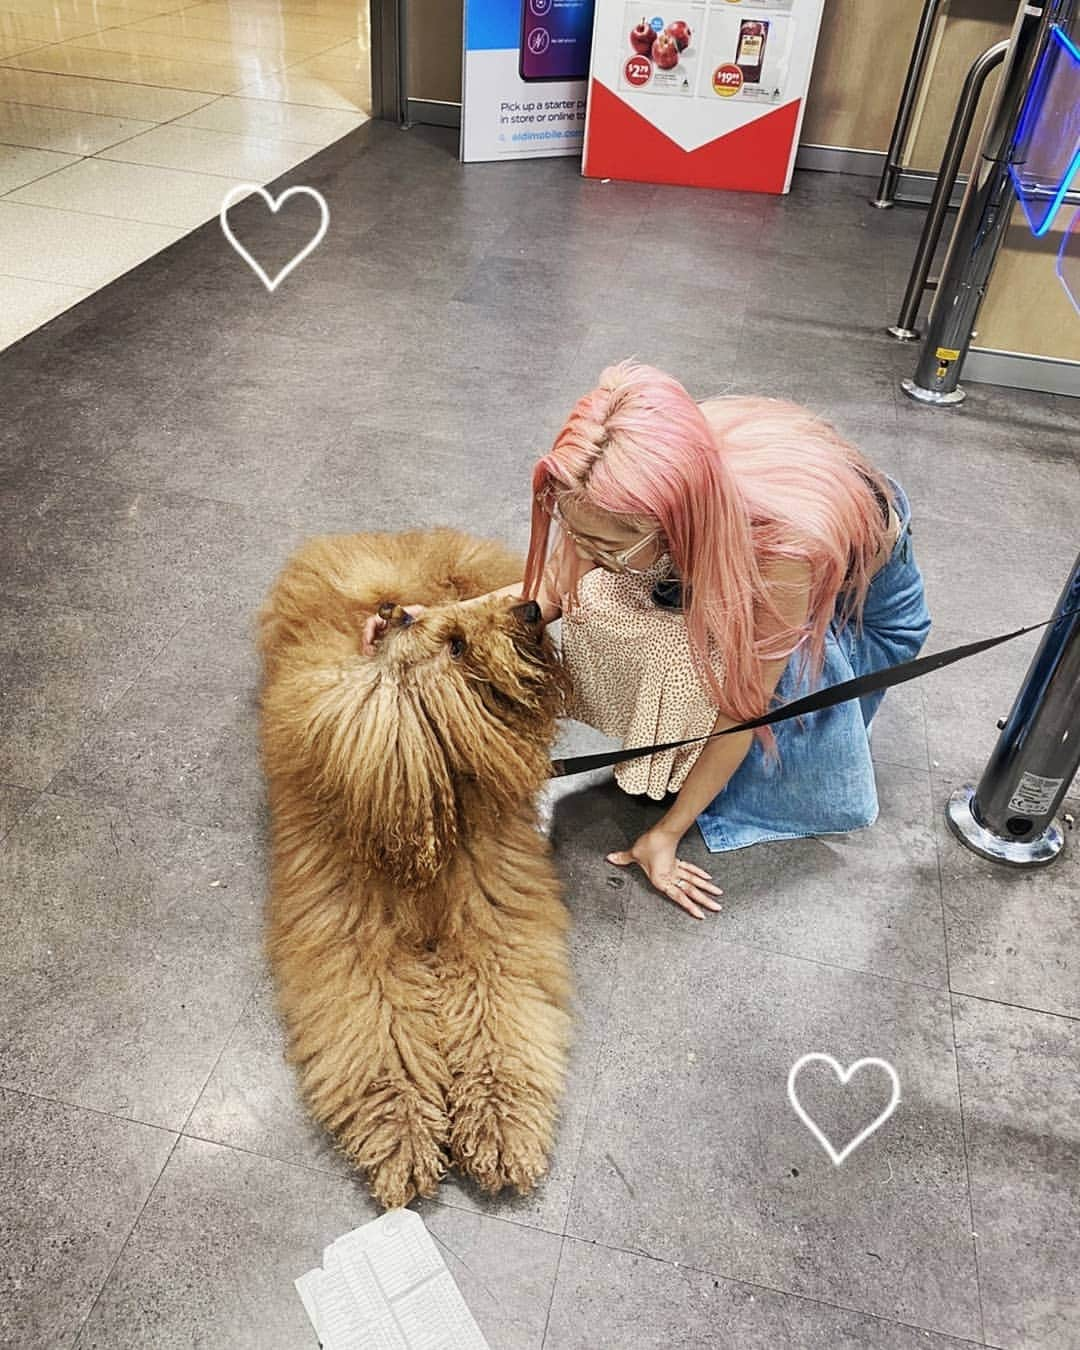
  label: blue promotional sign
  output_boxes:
[461,0,595,161]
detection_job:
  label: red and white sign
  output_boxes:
[583,0,826,194]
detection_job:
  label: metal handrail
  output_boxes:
[888,40,1009,341]
[902,0,1078,405]
[873,0,947,209]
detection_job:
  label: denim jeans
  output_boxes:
[696,479,932,853]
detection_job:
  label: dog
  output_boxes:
[257,527,572,1209]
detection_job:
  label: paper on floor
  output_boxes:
[295,1208,490,1349]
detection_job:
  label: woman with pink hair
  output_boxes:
[368,361,931,919]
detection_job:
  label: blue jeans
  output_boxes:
[696,479,932,853]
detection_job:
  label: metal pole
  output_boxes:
[902,0,1072,405]
[947,553,1080,867]
[873,0,946,209]
[888,41,1008,341]
[369,0,404,123]
[397,0,411,127]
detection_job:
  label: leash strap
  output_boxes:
[549,607,1080,779]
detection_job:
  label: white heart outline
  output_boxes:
[219,183,329,293]
[787,1053,901,1166]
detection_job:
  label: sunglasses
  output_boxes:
[551,505,661,574]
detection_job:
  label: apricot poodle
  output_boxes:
[258,528,572,1209]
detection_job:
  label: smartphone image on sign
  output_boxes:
[520,0,597,82]
[735,18,769,83]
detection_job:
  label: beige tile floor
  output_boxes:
[0,0,370,348]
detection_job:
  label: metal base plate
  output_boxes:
[871,198,895,209]
[888,325,920,341]
[901,377,966,406]
[946,785,1065,867]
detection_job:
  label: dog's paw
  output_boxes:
[449,1095,551,1196]
[339,1107,449,1210]
[367,1139,446,1210]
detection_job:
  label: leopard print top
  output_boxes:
[560,554,723,800]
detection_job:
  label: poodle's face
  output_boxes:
[374,598,560,731]
[325,596,565,885]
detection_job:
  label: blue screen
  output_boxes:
[520,0,596,82]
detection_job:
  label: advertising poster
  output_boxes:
[461,0,596,162]
[583,0,825,193]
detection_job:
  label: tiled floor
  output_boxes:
[1,122,1079,1349]
[0,0,369,347]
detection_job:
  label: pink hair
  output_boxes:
[523,361,892,740]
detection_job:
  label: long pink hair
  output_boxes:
[522,361,892,737]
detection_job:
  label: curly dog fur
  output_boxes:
[258,528,572,1209]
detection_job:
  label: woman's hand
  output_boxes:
[361,604,425,655]
[607,828,723,920]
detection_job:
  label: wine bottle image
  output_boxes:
[735,19,769,84]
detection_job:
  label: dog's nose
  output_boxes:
[512,600,542,627]
[377,602,414,628]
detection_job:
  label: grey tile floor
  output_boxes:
[1,121,1078,1349]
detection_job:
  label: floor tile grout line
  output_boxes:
[0,90,158,132]
[0,83,368,123]
[0,265,117,290]
[927,687,989,1346]
[111,115,328,148]
[1,36,362,92]
[707,930,951,996]
[949,987,1080,1024]
[177,974,264,1136]
[0,198,217,230]
[69,1128,185,1347]
[7,42,294,80]
[0,1080,181,1137]
[0,116,226,168]
[421,1196,565,1243]
[552,877,636,1244]
[0,60,252,98]
[67,975,267,1344]
[204,89,372,115]
[173,1128,573,1245]
[0,192,188,232]
[555,1230,991,1348]
[538,1233,567,1348]
[43,31,317,77]
[108,15,366,71]
[0,164,348,227]
[946,987,989,1350]
[0,150,91,203]
[2,90,364,203]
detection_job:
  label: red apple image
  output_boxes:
[652,29,679,68]
[665,19,691,51]
[629,17,655,55]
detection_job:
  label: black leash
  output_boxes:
[549,607,1080,779]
